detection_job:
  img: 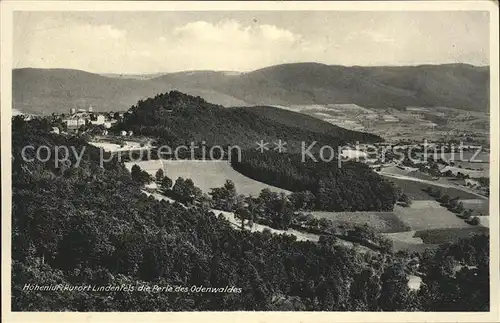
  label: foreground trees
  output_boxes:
[11,118,490,311]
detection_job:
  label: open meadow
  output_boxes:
[312,199,484,253]
[125,160,290,196]
[461,199,490,216]
[310,211,410,233]
[384,176,481,200]
[415,227,489,244]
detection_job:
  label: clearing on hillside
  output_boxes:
[310,211,410,233]
[125,160,290,196]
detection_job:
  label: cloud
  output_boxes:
[169,20,302,48]
[363,31,395,43]
[94,24,126,39]
[148,20,321,72]
[346,30,395,43]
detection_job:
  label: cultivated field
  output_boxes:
[381,231,440,253]
[392,201,471,231]
[415,227,489,244]
[440,165,488,178]
[385,176,480,200]
[125,160,290,196]
[461,199,489,216]
[312,199,482,253]
[312,200,472,234]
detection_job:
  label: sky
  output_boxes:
[13,11,490,74]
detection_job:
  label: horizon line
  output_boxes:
[12,61,490,75]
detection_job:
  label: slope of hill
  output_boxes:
[239,105,380,143]
[220,63,489,110]
[12,68,168,114]
[13,63,489,115]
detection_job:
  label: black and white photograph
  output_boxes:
[1,1,498,322]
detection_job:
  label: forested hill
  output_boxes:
[117,91,382,149]
[11,117,490,311]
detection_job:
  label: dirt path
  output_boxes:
[142,189,373,253]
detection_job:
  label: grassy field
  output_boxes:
[125,160,290,196]
[382,231,441,253]
[310,211,410,233]
[387,177,480,200]
[306,197,474,235]
[393,201,471,231]
[461,199,489,216]
[415,227,489,244]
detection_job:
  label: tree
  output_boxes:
[160,175,173,193]
[130,165,151,185]
[466,216,480,225]
[378,263,412,311]
[398,193,412,207]
[289,191,316,210]
[209,180,238,211]
[439,194,450,205]
[461,209,473,219]
[171,177,202,205]
[235,206,251,230]
[155,169,164,182]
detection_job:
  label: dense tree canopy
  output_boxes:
[232,150,398,211]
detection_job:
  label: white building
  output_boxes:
[63,117,86,131]
[91,115,106,125]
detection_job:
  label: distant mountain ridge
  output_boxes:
[13,62,489,115]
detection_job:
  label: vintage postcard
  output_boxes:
[1,1,498,322]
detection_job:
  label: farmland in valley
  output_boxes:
[461,199,490,216]
[415,227,489,244]
[392,201,471,231]
[313,199,483,252]
[312,201,471,233]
